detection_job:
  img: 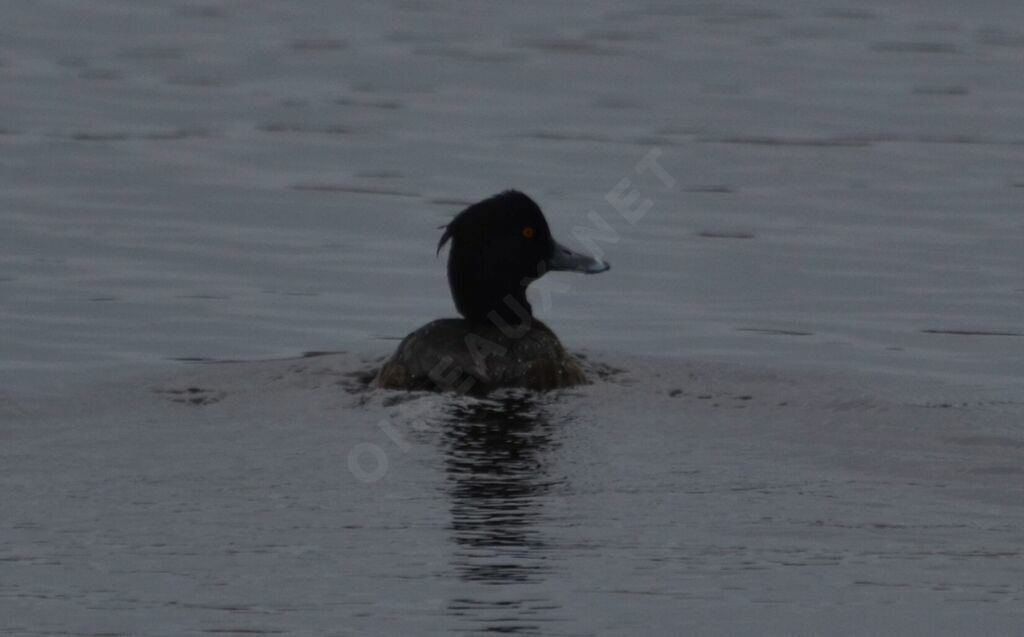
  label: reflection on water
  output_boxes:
[440,394,564,632]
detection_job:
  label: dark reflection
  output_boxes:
[440,393,563,632]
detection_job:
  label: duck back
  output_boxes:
[376,319,586,394]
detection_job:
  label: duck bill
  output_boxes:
[547,241,610,274]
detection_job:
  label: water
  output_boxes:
[2,1,1023,635]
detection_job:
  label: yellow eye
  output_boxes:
[522,226,535,239]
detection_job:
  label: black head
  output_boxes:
[437,190,609,326]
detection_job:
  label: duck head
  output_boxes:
[437,190,609,326]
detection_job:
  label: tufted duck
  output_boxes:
[376,190,609,393]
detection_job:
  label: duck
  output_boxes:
[376,190,609,393]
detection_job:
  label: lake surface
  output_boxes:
[2,1,1022,635]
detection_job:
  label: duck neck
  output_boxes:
[487,289,533,330]
[458,287,533,335]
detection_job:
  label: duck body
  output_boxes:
[375,190,608,393]
[376,318,585,394]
